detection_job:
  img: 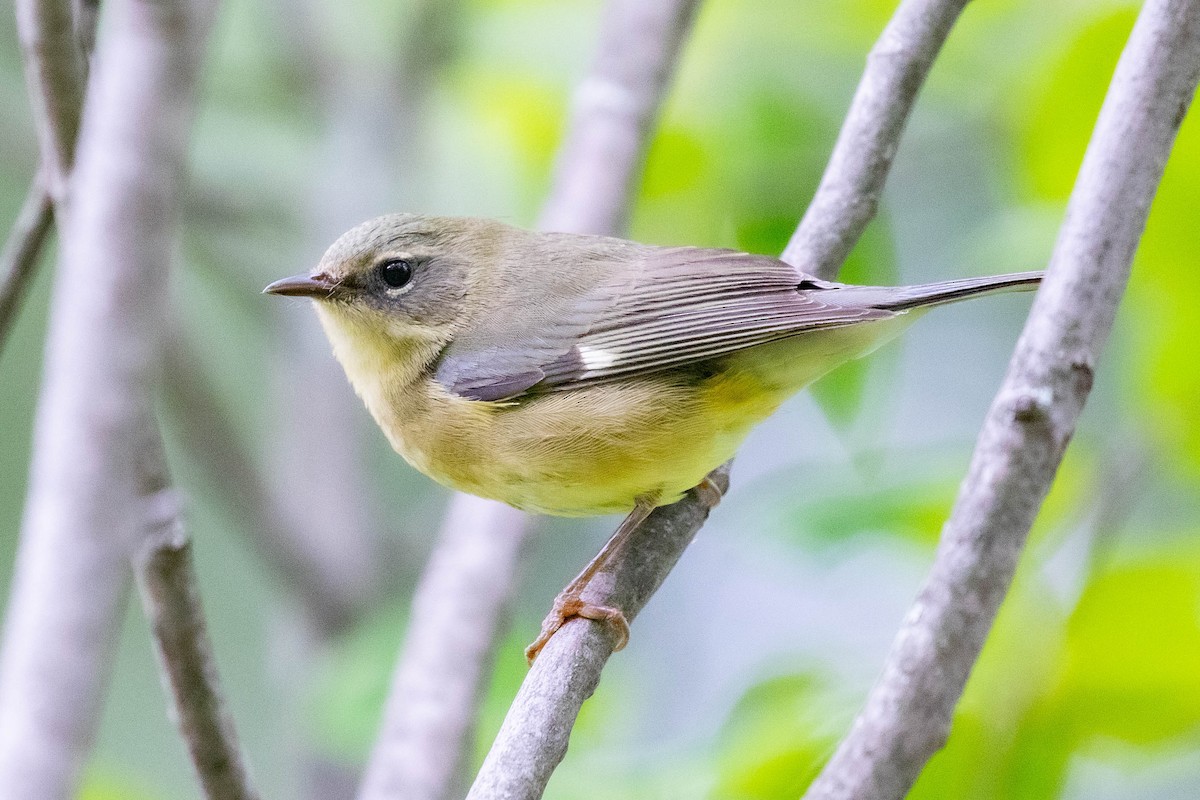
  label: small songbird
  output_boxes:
[266,213,1041,659]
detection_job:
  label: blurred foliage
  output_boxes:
[80,771,158,800]
[2,0,1200,798]
[307,601,412,761]
[712,674,840,799]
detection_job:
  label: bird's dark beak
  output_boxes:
[262,272,337,298]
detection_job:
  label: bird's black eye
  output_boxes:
[379,258,413,289]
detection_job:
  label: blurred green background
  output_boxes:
[2,0,1199,798]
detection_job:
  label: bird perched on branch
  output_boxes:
[266,213,1041,660]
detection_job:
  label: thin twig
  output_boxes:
[135,528,260,800]
[133,428,260,800]
[14,0,86,202]
[802,2,1200,798]
[467,0,968,794]
[0,180,53,355]
[1078,433,1148,581]
[0,0,218,795]
[365,2,702,799]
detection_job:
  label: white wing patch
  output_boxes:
[578,346,620,372]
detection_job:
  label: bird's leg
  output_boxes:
[525,496,657,663]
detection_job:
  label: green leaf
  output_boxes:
[785,478,958,548]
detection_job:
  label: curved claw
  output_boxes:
[576,603,630,651]
[525,596,631,664]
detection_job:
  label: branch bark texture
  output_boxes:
[1,0,99,356]
[363,2,701,799]
[802,2,1200,798]
[0,0,217,796]
[467,0,969,795]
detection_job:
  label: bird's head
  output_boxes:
[264,213,508,387]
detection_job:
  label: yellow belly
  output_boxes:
[384,378,738,515]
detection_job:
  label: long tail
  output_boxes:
[819,270,1044,312]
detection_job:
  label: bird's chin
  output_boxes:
[311,298,365,341]
[313,302,389,381]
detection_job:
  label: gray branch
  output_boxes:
[133,436,260,800]
[14,0,86,202]
[466,468,728,800]
[362,2,701,799]
[0,179,53,355]
[783,0,972,279]
[0,0,217,796]
[802,2,1200,798]
[466,0,968,795]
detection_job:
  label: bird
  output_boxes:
[265,212,1042,660]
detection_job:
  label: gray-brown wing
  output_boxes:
[435,246,894,402]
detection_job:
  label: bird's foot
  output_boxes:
[525,592,630,664]
[691,475,724,509]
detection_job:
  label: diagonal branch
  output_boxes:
[0,179,54,355]
[357,499,530,800]
[802,2,1200,798]
[466,468,728,800]
[361,2,702,799]
[538,0,702,235]
[467,0,970,795]
[135,526,260,800]
[133,426,260,800]
[0,0,218,796]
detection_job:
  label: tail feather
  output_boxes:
[818,270,1044,312]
